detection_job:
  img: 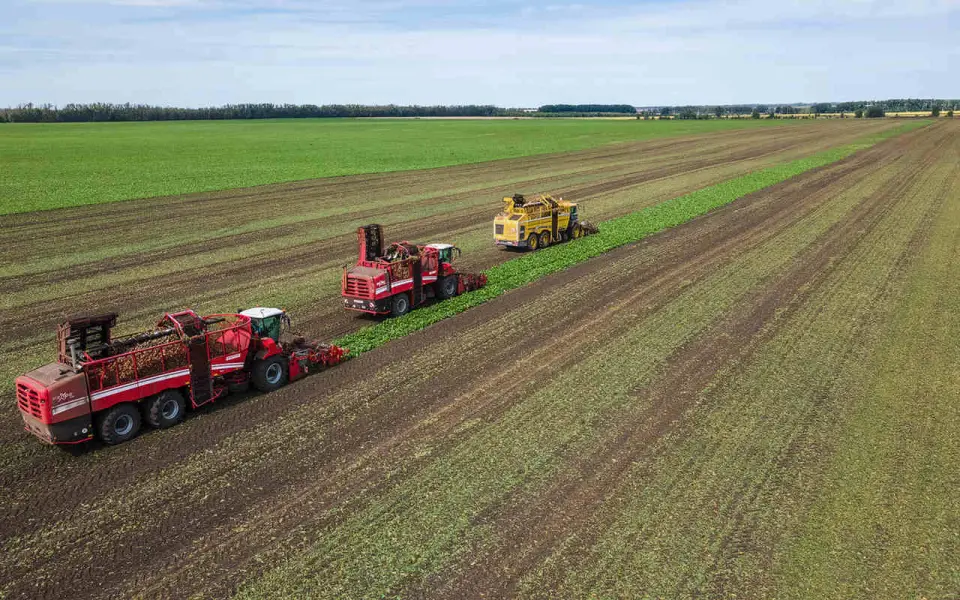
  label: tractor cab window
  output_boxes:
[438,247,460,264]
[251,315,282,342]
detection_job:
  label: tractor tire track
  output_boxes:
[419,121,954,599]
[0,124,935,600]
[0,124,898,535]
[0,124,811,286]
[124,133,894,600]
[0,122,889,355]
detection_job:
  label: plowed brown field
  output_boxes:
[0,120,891,381]
[2,120,957,600]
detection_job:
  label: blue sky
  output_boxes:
[2,0,958,106]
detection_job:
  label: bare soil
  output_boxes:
[1,120,948,600]
[0,121,890,348]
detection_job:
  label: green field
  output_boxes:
[1,119,956,599]
[0,118,791,214]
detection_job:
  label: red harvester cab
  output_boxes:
[238,307,345,391]
[341,224,487,317]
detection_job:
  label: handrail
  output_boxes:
[80,314,250,370]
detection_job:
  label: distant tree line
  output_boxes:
[0,103,510,123]
[811,98,958,114]
[638,98,958,120]
[845,98,958,112]
[537,104,636,114]
[3,98,957,123]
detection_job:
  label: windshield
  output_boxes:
[253,316,282,342]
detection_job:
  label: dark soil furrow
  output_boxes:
[0,124,888,357]
[0,120,929,600]
[1,124,838,289]
[0,125,898,529]
[418,122,952,599]
[0,123,810,236]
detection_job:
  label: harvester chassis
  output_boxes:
[15,309,344,447]
[342,224,487,317]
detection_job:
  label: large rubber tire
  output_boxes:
[527,233,539,251]
[572,224,583,239]
[539,231,552,248]
[436,275,458,300]
[557,229,568,243]
[252,355,289,392]
[97,403,141,445]
[391,293,411,317]
[143,390,186,429]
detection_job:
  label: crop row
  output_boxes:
[334,122,927,357]
[236,122,932,599]
[532,139,944,598]
[1,119,786,214]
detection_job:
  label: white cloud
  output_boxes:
[2,0,958,106]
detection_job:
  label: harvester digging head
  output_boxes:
[579,220,600,235]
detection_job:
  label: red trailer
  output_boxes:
[342,224,487,316]
[15,308,343,446]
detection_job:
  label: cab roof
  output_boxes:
[240,307,284,319]
[426,243,454,250]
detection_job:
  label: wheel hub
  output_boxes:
[266,363,283,384]
[160,398,179,420]
[115,414,133,436]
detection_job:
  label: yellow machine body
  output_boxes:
[493,193,584,250]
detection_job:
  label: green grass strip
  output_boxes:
[334,122,927,356]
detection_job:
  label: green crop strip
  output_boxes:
[334,122,927,356]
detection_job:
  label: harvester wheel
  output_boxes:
[144,390,185,429]
[558,230,568,243]
[572,225,583,239]
[97,403,141,445]
[527,233,539,251]
[436,275,458,300]
[391,293,411,317]
[252,355,288,392]
[539,231,551,248]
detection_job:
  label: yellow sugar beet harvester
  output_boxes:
[493,193,597,251]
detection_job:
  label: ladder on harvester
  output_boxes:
[188,337,214,406]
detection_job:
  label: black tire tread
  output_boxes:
[97,404,141,445]
[144,390,185,429]
[391,293,411,317]
[252,355,289,392]
[436,275,458,299]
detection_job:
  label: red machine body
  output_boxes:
[342,224,487,316]
[15,308,344,446]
